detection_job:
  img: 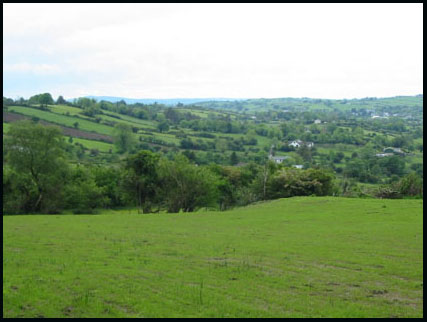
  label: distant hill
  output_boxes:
[71,96,245,106]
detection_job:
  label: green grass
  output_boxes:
[3,122,11,133]
[175,108,236,119]
[69,137,115,153]
[8,106,114,136]
[48,104,86,116]
[101,111,157,129]
[3,197,423,318]
[49,105,157,130]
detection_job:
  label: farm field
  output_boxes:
[102,112,157,129]
[3,197,423,318]
[3,122,11,133]
[7,106,115,136]
[69,137,115,153]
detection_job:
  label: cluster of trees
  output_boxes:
[342,148,407,184]
[28,93,55,107]
[178,135,256,153]
[179,118,245,134]
[3,121,341,215]
[4,94,60,108]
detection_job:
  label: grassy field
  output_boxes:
[3,197,423,318]
[102,112,157,129]
[69,137,115,153]
[3,122,11,133]
[48,104,89,117]
[8,106,115,136]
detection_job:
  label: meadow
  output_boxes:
[69,137,115,153]
[8,106,115,136]
[3,197,423,318]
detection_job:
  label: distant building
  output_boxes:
[314,119,322,124]
[293,165,304,169]
[288,140,313,148]
[269,156,290,164]
[375,153,393,157]
[289,140,303,148]
[383,147,405,155]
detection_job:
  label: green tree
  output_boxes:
[379,155,405,176]
[230,151,239,165]
[122,151,160,213]
[157,120,170,133]
[56,95,67,105]
[3,96,14,107]
[296,144,312,162]
[91,165,126,208]
[158,155,220,213]
[29,93,54,107]
[63,165,108,213]
[4,121,68,213]
[113,123,135,153]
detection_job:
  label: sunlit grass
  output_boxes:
[3,197,423,318]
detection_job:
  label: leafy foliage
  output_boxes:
[113,123,135,153]
[4,121,68,213]
[158,155,220,213]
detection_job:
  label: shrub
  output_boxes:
[395,173,423,198]
[64,166,109,213]
[267,167,335,199]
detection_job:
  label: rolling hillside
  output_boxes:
[3,95,423,187]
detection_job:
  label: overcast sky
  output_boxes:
[3,3,423,100]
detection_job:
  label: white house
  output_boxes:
[314,119,322,124]
[289,140,313,148]
[289,140,303,148]
[293,165,304,169]
[383,147,405,155]
[270,156,290,164]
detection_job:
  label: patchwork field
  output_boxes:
[3,197,423,318]
[7,106,114,136]
[4,112,113,142]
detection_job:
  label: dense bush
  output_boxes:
[394,173,423,198]
[157,155,220,213]
[63,166,109,214]
[267,168,335,199]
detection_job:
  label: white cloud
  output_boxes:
[4,62,61,75]
[3,3,423,99]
